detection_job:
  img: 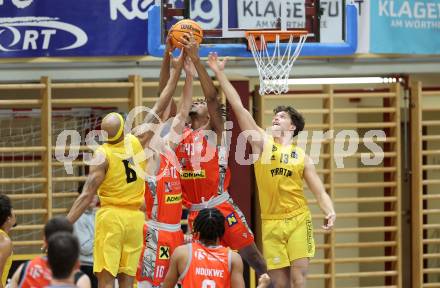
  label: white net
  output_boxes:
[0,108,108,254]
[248,33,307,95]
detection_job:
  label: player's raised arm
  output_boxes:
[158,37,178,120]
[303,154,336,230]
[181,33,224,135]
[158,36,173,95]
[138,52,184,149]
[167,57,194,150]
[143,50,184,125]
[207,52,265,152]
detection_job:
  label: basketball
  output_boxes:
[169,19,203,49]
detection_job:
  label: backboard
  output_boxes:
[148,0,357,57]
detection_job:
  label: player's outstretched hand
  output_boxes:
[322,212,336,230]
[180,33,199,61]
[164,35,173,55]
[184,57,197,78]
[257,273,271,288]
[171,49,185,70]
[207,52,227,73]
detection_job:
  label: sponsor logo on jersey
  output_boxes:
[180,170,206,179]
[165,193,182,204]
[159,246,170,259]
[291,150,298,159]
[270,167,293,177]
[226,212,238,227]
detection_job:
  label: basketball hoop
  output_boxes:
[246,31,308,95]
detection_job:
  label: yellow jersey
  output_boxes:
[97,134,146,209]
[0,229,12,286]
[254,137,308,220]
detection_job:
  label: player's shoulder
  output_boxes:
[230,250,243,265]
[126,133,143,146]
[173,244,190,258]
[0,233,12,250]
[171,244,191,268]
[229,250,243,273]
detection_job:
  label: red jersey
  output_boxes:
[19,256,84,288]
[180,242,231,288]
[176,128,230,205]
[145,152,182,225]
[19,256,52,288]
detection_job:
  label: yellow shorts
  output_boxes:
[94,206,144,276]
[262,210,315,270]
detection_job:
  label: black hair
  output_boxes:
[47,232,79,280]
[0,194,13,228]
[189,98,227,118]
[193,208,225,243]
[44,216,73,240]
[273,105,305,138]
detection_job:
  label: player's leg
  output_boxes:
[94,208,122,288]
[286,210,315,288]
[119,210,145,288]
[219,200,267,276]
[96,270,116,288]
[116,273,134,288]
[261,218,293,288]
[267,267,290,288]
[237,243,267,276]
[289,258,309,288]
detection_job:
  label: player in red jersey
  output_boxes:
[10,217,90,288]
[162,208,271,288]
[162,208,243,288]
[172,34,267,277]
[137,43,195,288]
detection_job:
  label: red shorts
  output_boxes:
[136,222,184,286]
[188,198,254,250]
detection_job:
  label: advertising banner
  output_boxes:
[236,0,344,43]
[370,0,440,54]
[0,0,155,57]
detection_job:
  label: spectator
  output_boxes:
[74,195,99,288]
[10,217,90,288]
[47,232,80,288]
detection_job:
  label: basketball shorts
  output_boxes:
[188,197,254,250]
[94,206,144,276]
[137,221,184,286]
[262,209,315,270]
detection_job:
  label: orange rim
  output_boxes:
[245,30,308,42]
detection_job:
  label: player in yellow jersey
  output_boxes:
[207,53,336,288]
[0,194,16,288]
[67,53,185,288]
